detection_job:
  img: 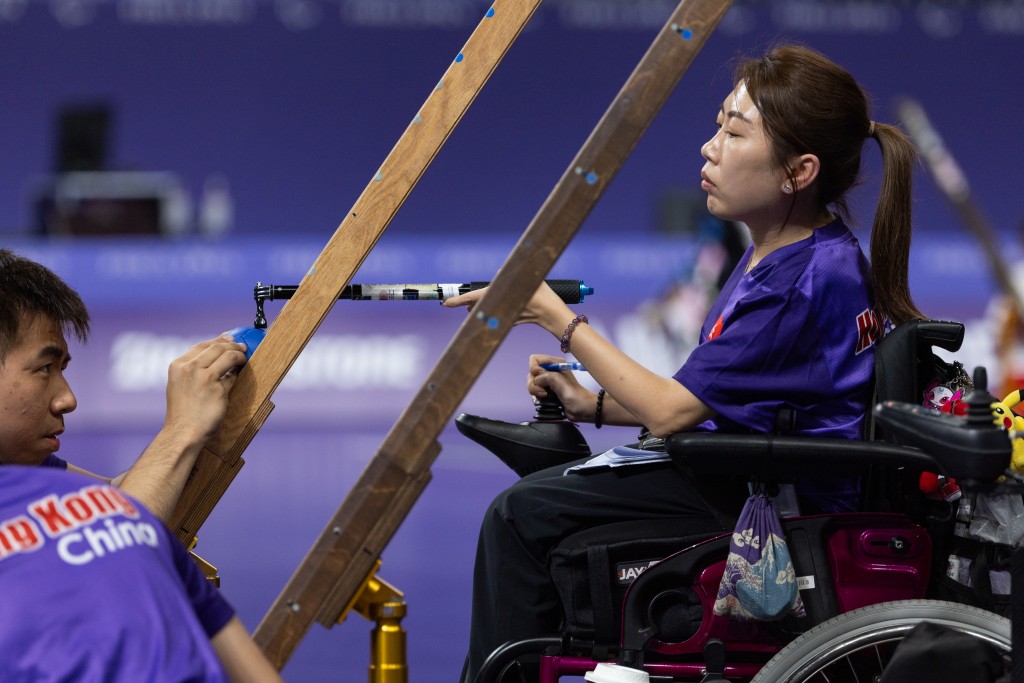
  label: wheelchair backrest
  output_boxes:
[860,318,965,512]
[870,318,965,440]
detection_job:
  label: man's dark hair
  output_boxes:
[0,248,90,362]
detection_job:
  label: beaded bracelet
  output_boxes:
[560,314,588,354]
[595,389,606,429]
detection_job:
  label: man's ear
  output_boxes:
[789,153,821,191]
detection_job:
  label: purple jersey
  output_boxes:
[39,454,68,469]
[0,466,234,681]
[673,218,879,510]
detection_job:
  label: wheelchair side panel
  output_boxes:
[825,514,932,612]
[621,513,932,658]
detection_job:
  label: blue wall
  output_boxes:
[2,1,1022,242]
[3,1,1024,680]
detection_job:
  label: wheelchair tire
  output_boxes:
[749,599,1010,683]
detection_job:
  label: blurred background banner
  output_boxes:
[2,0,1023,679]
[6,230,1007,430]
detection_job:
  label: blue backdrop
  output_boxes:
[2,1,1024,680]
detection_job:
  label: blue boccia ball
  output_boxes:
[225,326,266,360]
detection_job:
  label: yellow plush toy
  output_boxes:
[991,389,1024,474]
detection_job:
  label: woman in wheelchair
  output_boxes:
[445,44,924,682]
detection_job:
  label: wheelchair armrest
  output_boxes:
[872,400,1011,483]
[663,432,940,480]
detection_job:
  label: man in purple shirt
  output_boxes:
[0,466,281,681]
[0,248,281,679]
[0,248,243,522]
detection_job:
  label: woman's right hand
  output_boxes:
[443,282,576,338]
[528,354,595,423]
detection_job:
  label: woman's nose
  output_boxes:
[701,134,718,162]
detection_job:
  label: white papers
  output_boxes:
[564,446,671,474]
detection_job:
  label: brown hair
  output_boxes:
[0,249,90,362]
[734,45,923,324]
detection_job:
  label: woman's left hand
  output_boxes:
[528,353,595,422]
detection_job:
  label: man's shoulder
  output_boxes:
[0,465,106,502]
[39,453,69,470]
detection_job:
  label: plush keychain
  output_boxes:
[923,381,958,412]
[919,364,973,499]
[990,389,1024,475]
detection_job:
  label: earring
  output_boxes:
[783,184,792,193]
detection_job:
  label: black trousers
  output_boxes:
[462,456,730,682]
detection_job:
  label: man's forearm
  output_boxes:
[117,428,204,522]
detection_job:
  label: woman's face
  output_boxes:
[700,81,787,226]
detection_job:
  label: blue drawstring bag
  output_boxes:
[713,492,805,621]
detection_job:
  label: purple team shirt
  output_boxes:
[39,453,68,469]
[673,218,880,510]
[0,466,234,681]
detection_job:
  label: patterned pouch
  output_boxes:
[713,492,806,621]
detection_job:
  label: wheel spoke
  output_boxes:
[845,653,860,683]
[873,643,885,673]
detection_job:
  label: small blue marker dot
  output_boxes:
[487,317,499,329]
[485,7,494,18]
[585,171,599,185]
[455,52,464,63]
[680,27,693,40]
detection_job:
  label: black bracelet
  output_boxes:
[595,389,606,429]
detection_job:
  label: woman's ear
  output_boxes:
[788,153,821,192]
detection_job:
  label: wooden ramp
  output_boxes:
[252,0,733,669]
[167,0,544,547]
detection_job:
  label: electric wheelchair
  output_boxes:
[455,319,1014,682]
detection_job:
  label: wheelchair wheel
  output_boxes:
[749,599,1010,683]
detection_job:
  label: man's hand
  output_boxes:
[117,336,246,521]
[163,336,248,446]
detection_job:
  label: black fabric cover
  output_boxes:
[878,621,1007,683]
[548,518,718,648]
